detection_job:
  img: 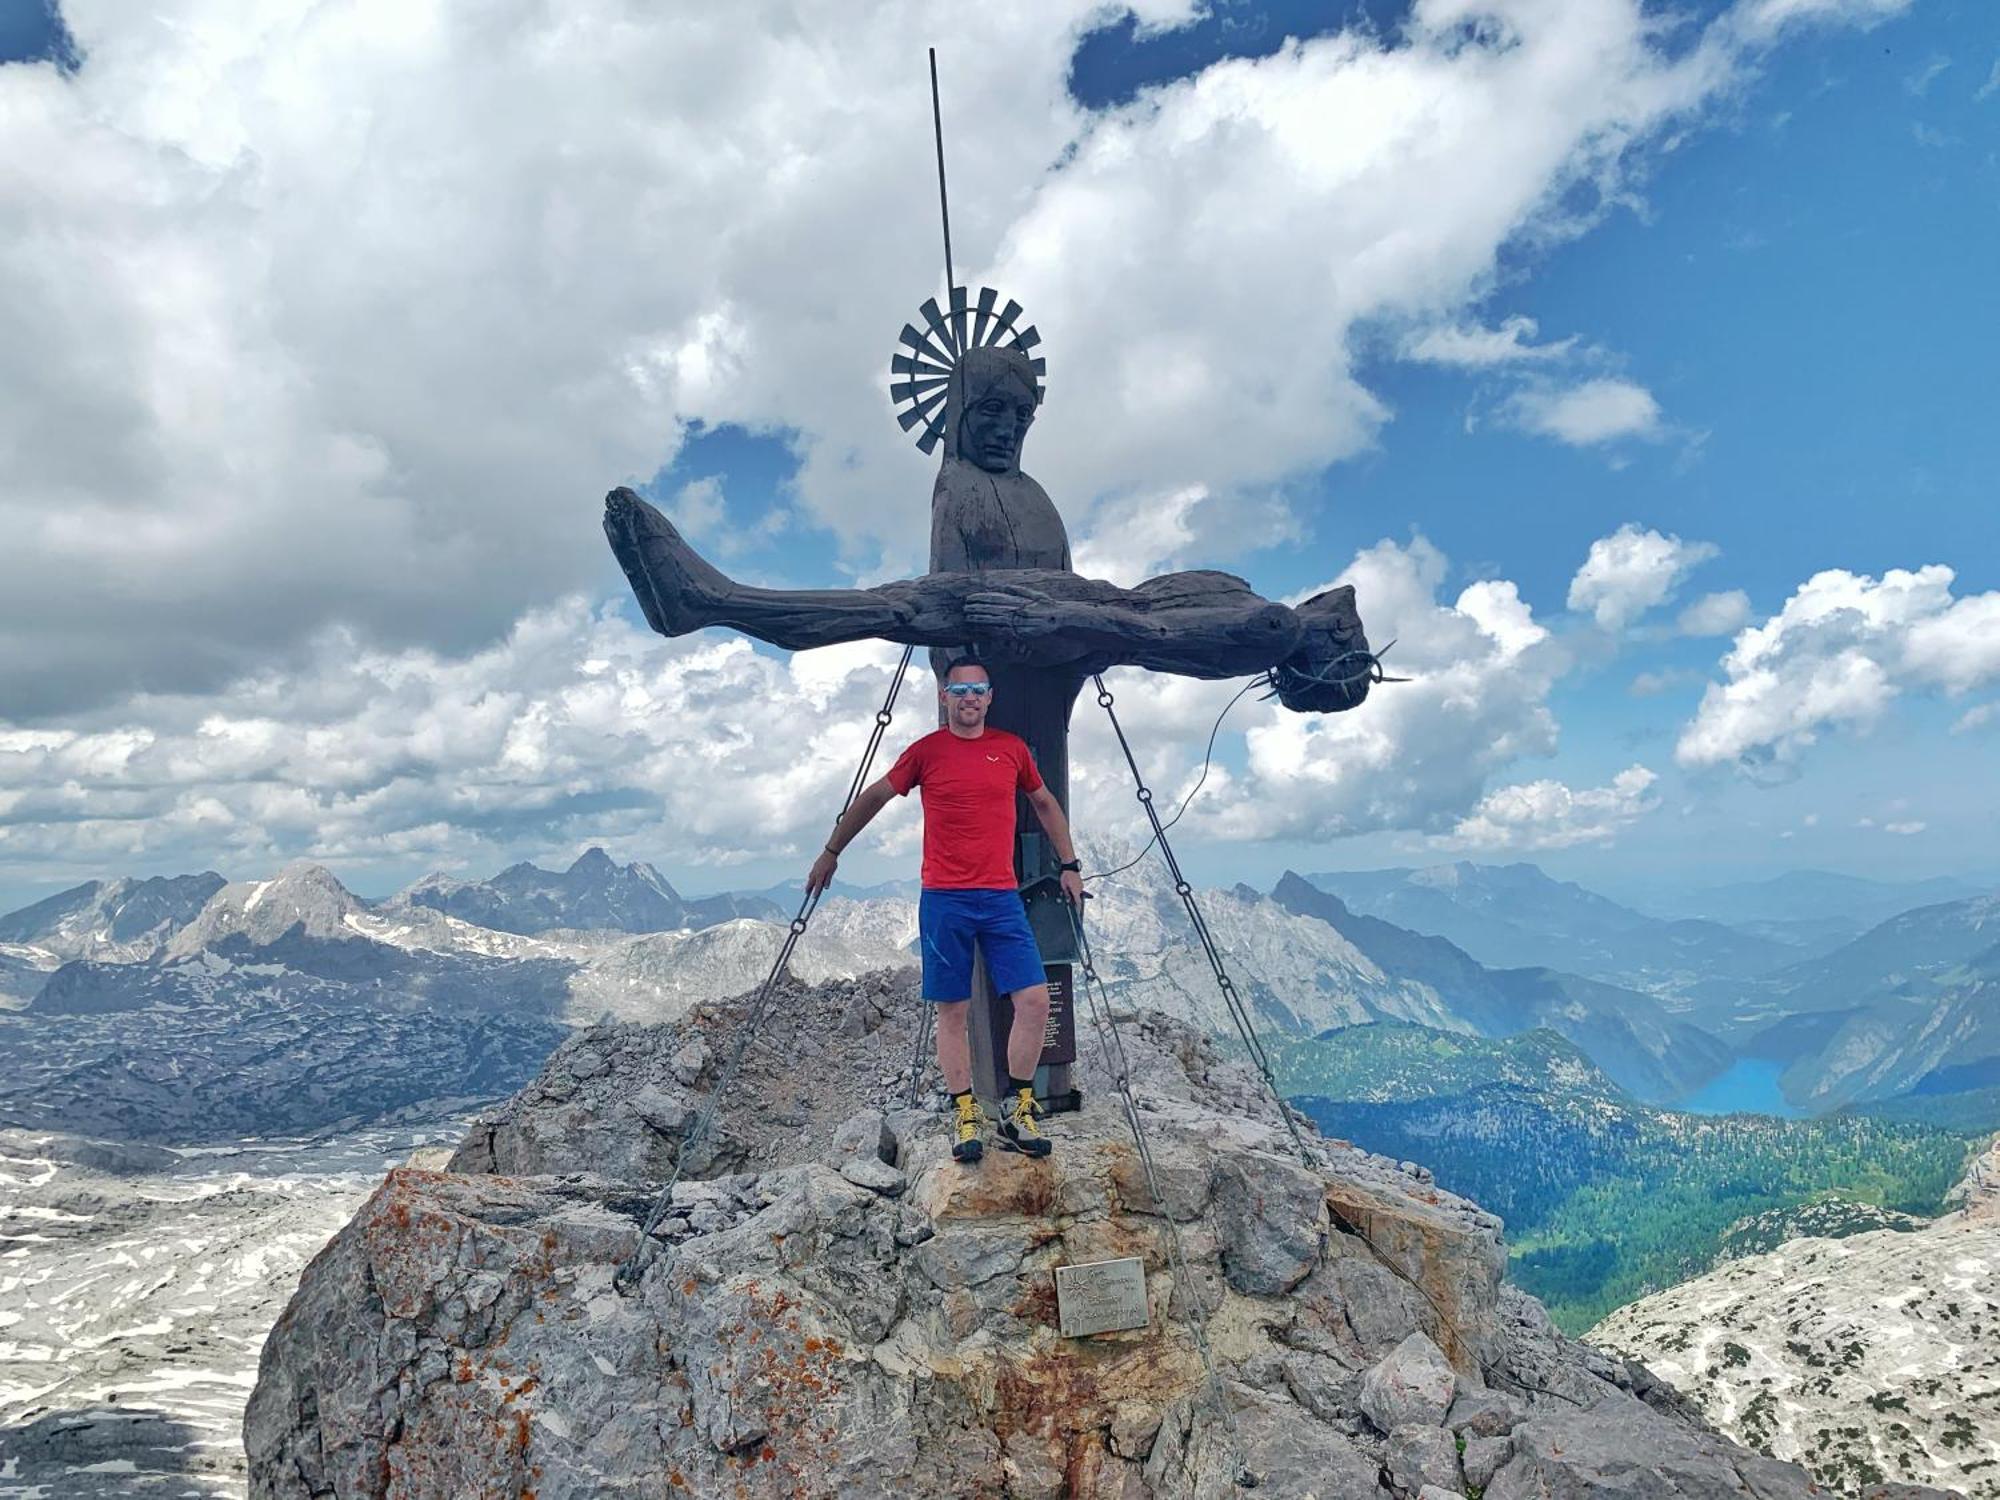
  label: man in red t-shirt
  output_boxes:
[808,658,1085,1164]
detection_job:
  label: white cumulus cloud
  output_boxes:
[1505,378,1664,446]
[1141,536,1568,844]
[1677,563,2000,769]
[0,533,1582,893]
[0,601,932,893]
[1440,764,1659,850]
[1568,524,1720,631]
[1676,588,1753,637]
[1401,315,1577,367]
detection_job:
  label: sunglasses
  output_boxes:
[943,682,992,698]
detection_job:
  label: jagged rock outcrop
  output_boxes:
[245,970,1948,1498]
[1944,1132,2000,1222]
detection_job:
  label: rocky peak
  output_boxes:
[399,848,687,935]
[0,870,226,961]
[164,861,363,958]
[243,970,1928,1500]
[566,845,620,878]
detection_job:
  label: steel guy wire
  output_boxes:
[1089,673,1317,1167]
[612,644,918,1297]
[1085,673,1586,1410]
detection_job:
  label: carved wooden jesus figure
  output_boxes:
[603,342,1374,716]
[606,305,1374,1108]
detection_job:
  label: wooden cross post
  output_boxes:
[600,56,1376,1119]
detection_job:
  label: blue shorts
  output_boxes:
[918,887,1048,1003]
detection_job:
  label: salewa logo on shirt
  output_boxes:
[986,754,1001,762]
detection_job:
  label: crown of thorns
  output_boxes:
[887,285,1046,454]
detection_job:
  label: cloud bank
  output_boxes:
[0,0,1915,885]
[1677,564,2000,769]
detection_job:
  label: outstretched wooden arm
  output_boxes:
[605,486,1340,687]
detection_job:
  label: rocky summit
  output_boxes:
[244,970,1948,1499]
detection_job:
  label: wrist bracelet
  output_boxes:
[824,845,840,856]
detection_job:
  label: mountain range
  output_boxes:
[1661,869,1993,950]
[401,846,783,934]
[1751,893,2000,1112]
[1270,872,1733,1102]
[6,848,1997,1142]
[1302,859,2000,1124]
[0,852,915,1140]
[1305,860,1802,997]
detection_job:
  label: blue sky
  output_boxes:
[0,0,1995,911]
[628,1,2000,898]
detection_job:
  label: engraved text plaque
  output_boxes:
[1054,1256,1150,1337]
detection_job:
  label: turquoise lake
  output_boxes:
[1672,1057,1805,1118]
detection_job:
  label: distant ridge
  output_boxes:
[0,872,225,961]
[396,846,783,934]
[1302,860,1799,993]
[1271,871,1733,1104]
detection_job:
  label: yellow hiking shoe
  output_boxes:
[952,1092,987,1164]
[996,1086,1052,1158]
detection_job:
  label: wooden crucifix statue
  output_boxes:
[603,288,1374,1117]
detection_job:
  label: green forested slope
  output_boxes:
[1276,1023,1977,1334]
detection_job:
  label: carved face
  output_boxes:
[953,360,1038,474]
[958,372,1036,473]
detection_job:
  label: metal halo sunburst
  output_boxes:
[887,285,1046,455]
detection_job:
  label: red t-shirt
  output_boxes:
[884,727,1044,890]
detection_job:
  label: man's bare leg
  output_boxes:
[933,1000,973,1095]
[1005,983,1051,1081]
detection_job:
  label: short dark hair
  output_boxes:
[942,655,991,683]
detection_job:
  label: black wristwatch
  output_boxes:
[1058,859,1082,873]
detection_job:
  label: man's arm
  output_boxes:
[1025,785,1086,906]
[807,776,898,895]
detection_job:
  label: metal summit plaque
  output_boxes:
[1054,1256,1150,1338]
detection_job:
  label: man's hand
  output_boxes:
[807,847,839,897]
[1060,869,1086,907]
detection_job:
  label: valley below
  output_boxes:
[1,850,1995,1495]
[0,1108,487,1499]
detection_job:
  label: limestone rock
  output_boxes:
[1447,1384,1527,1438]
[1360,1332,1459,1433]
[1488,1396,1847,1499]
[838,1154,907,1195]
[829,1107,895,1166]
[1387,1422,1464,1492]
[1463,1433,1512,1490]
[244,968,1946,1500]
[1587,1160,2000,1497]
[1212,1151,1326,1295]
